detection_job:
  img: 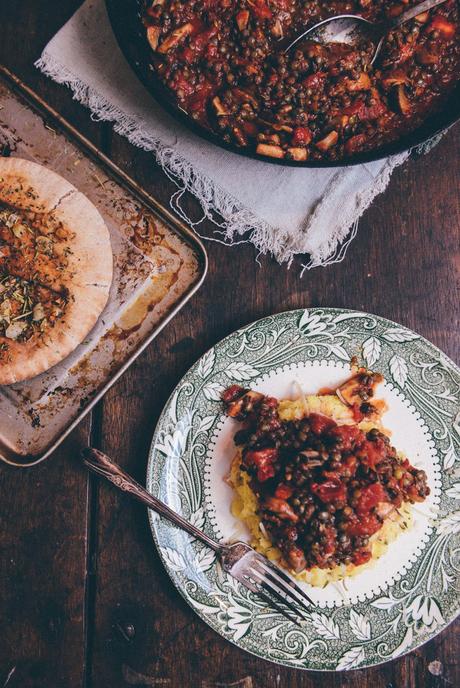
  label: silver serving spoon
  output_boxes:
[284,0,451,65]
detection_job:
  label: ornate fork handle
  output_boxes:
[82,448,220,552]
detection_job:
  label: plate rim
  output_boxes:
[146,307,460,670]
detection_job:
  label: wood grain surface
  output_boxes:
[0,2,459,687]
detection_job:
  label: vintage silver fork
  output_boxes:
[82,448,313,625]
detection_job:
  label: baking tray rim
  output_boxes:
[0,65,208,469]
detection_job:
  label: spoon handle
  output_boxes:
[384,0,449,31]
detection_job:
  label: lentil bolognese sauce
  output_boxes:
[142,0,459,162]
[221,368,429,577]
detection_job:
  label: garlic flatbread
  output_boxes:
[0,158,113,385]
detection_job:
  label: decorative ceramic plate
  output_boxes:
[147,308,460,670]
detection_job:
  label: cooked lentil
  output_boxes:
[142,0,459,161]
[222,383,430,572]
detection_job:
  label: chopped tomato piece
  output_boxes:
[310,477,346,503]
[273,0,290,10]
[347,513,381,537]
[189,17,206,35]
[241,121,259,137]
[180,47,195,64]
[186,82,214,114]
[206,42,218,59]
[193,26,218,51]
[275,484,294,499]
[180,27,218,63]
[309,413,337,435]
[245,447,278,481]
[352,548,372,566]
[291,126,312,146]
[344,99,387,122]
[357,438,387,470]
[172,74,195,99]
[323,526,337,556]
[221,384,245,403]
[236,9,250,30]
[329,424,363,452]
[398,42,416,63]
[355,482,388,515]
[250,0,273,20]
[366,101,387,120]
[302,72,327,90]
[405,484,428,503]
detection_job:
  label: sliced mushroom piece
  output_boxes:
[266,133,281,145]
[263,497,299,523]
[232,87,258,108]
[146,26,161,51]
[336,367,383,407]
[395,84,411,116]
[256,143,285,158]
[232,126,248,147]
[157,23,194,53]
[3,212,19,228]
[271,19,283,38]
[212,96,229,116]
[327,114,350,129]
[287,147,308,161]
[315,130,339,152]
[345,72,371,92]
[258,118,293,133]
[273,123,293,133]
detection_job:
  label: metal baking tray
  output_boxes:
[0,66,207,467]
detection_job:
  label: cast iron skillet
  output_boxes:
[106,0,460,168]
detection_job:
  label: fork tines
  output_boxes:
[248,553,313,624]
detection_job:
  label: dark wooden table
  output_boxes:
[0,2,459,687]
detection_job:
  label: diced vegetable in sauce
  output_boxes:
[142,0,459,161]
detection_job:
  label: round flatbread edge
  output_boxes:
[0,158,113,385]
[0,157,76,212]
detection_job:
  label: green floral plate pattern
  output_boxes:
[146,309,460,670]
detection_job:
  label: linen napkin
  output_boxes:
[36,0,411,268]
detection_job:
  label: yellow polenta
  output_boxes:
[229,394,412,586]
